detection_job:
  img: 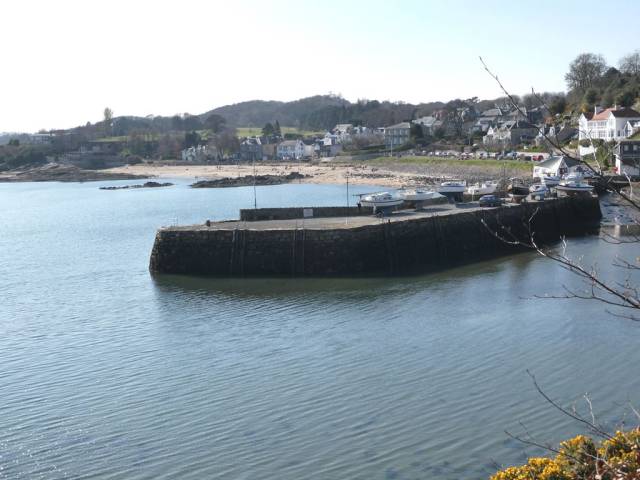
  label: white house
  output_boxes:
[578,106,640,142]
[181,145,209,162]
[532,155,592,179]
[333,124,353,141]
[276,139,305,160]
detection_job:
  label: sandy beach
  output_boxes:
[104,160,524,188]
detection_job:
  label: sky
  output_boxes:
[1,0,639,132]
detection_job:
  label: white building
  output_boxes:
[181,145,209,162]
[578,106,640,142]
[532,155,592,179]
[276,139,305,160]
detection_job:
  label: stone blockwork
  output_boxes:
[240,206,374,221]
[149,197,601,277]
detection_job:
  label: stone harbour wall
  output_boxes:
[149,197,602,277]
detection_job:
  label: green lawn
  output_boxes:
[364,156,533,172]
[235,126,324,138]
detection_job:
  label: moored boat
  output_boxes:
[438,181,466,194]
[467,181,498,196]
[359,192,404,208]
[529,184,550,199]
[540,174,560,187]
[398,188,443,201]
[555,181,594,195]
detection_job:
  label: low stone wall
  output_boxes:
[150,197,601,277]
[240,206,374,221]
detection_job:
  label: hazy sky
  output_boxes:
[2,0,638,132]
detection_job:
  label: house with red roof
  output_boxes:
[578,106,640,142]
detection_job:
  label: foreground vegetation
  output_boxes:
[365,155,533,172]
[492,429,640,480]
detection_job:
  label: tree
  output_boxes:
[183,115,202,131]
[409,122,424,142]
[548,95,567,115]
[103,107,114,137]
[171,115,184,131]
[274,120,281,136]
[204,114,226,133]
[103,107,113,124]
[262,122,275,136]
[8,138,19,146]
[619,49,640,75]
[583,87,599,107]
[565,53,607,92]
[184,131,201,149]
[615,88,637,108]
[522,93,540,110]
[211,130,240,158]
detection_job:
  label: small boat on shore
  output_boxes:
[507,178,529,197]
[540,174,560,187]
[556,181,594,195]
[467,181,498,196]
[398,188,442,201]
[438,181,466,194]
[359,192,404,208]
[529,184,550,199]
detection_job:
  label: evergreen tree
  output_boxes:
[262,122,275,136]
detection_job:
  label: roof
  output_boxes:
[413,116,437,126]
[591,107,640,121]
[508,120,537,130]
[279,140,302,147]
[623,131,640,141]
[481,108,503,117]
[536,155,582,169]
[386,122,411,129]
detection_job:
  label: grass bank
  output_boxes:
[235,126,324,138]
[363,156,532,172]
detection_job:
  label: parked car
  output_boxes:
[479,194,503,207]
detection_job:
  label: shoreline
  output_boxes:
[104,160,521,188]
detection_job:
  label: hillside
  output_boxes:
[201,95,450,131]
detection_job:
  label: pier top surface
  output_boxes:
[165,201,535,232]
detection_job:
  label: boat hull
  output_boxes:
[360,199,404,208]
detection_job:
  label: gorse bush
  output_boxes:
[492,428,640,480]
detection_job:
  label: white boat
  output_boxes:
[467,181,498,195]
[540,174,560,187]
[563,172,584,182]
[556,181,594,194]
[529,184,549,195]
[438,181,466,193]
[399,188,443,201]
[359,192,404,208]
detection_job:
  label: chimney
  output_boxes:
[594,105,603,115]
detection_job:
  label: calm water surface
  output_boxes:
[1,179,639,480]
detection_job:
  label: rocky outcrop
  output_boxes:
[0,163,146,182]
[100,181,173,190]
[190,172,308,188]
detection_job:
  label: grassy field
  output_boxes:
[363,155,533,172]
[235,126,324,138]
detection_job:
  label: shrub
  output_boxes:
[492,429,640,480]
